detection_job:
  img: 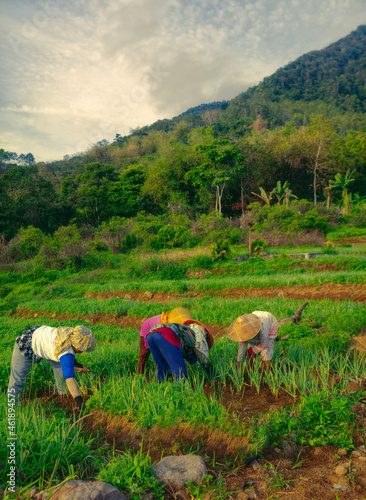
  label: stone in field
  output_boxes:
[35,480,127,500]
[153,454,207,489]
[334,464,349,476]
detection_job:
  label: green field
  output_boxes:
[1,242,366,499]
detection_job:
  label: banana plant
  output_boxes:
[252,186,276,205]
[329,169,356,214]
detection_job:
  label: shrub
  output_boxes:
[159,262,186,280]
[327,226,366,241]
[97,217,140,253]
[2,226,44,263]
[39,225,90,270]
[250,237,268,255]
[190,255,214,270]
[211,239,231,261]
[322,241,338,254]
[269,391,355,450]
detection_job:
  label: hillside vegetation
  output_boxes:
[0,26,366,249]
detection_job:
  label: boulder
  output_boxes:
[35,480,127,500]
[153,454,207,490]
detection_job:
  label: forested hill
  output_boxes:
[237,24,366,109]
[1,25,366,241]
[137,25,366,136]
[212,24,366,135]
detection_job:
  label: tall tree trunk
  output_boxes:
[217,182,225,215]
[241,176,244,216]
[313,143,321,206]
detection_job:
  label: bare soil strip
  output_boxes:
[85,283,366,303]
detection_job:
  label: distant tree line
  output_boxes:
[1,114,365,241]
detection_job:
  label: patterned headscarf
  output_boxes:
[54,325,96,357]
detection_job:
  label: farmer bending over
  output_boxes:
[228,311,278,371]
[8,325,96,410]
[138,307,192,374]
[146,313,217,382]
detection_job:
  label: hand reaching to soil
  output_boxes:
[75,365,89,373]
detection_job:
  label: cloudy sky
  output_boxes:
[0,0,365,162]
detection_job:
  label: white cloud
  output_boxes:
[0,0,365,161]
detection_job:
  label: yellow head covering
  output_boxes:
[54,325,96,357]
[161,311,170,323]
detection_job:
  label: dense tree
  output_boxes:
[185,140,242,215]
[109,165,146,218]
[75,163,119,226]
[0,165,63,238]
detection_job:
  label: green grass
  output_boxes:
[1,241,366,494]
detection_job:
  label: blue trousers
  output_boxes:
[146,331,187,382]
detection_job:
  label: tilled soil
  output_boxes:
[85,282,366,303]
[35,385,366,500]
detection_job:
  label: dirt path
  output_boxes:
[85,283,366,303]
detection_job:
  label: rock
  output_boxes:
[313,447,324,456]
[244,490,257,499]
[357,456,366,462]
[358,444,366,453]
[153,455,207,490]
[274,447,281,453]
[234,491,249,500]
[335,464,348,476]
[123,293,132,300]
[143,291,154,299]
[282,440,295,459]
[351,450,363,457]
[249,459,260,469]
[333,484,348,492]
[39,480,127,500]
[337,449,347,456]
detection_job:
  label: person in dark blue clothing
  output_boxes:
[146,320,215,382]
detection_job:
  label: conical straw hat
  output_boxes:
[227,314,261,342]
[168,307,192,324]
